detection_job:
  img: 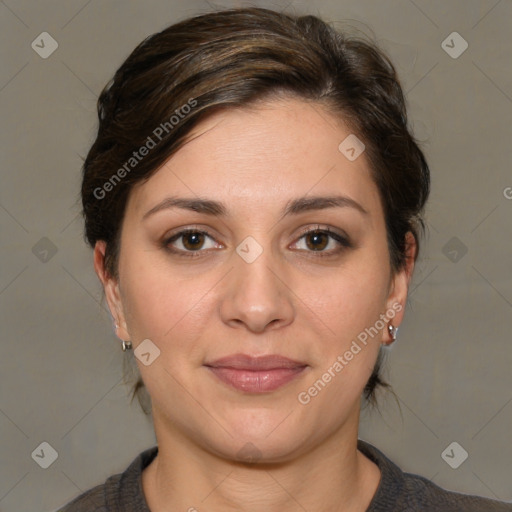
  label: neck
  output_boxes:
[142,409,380,512]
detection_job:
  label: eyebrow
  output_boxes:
[142,194,369,220]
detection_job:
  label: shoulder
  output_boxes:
[56,446,158,512]
[358,439,512,512]
[400,471,512,511]
[56,473,122,512]
[56,479,114,511]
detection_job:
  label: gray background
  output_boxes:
[1,0,511,510]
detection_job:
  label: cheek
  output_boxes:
[299,274,385,404]
[306,258,389,342]
[296,253,389,404]
[119,252,218,349]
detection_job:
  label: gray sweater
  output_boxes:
[58,440,512,511]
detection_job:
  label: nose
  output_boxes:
[219,242,295,334]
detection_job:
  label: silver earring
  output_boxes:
[387,324,398,343]
[115,322,132,351]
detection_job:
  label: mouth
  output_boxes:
[204,354,308,393]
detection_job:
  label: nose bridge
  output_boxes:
[220,233,294,332]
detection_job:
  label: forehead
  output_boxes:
[127,97,381,220]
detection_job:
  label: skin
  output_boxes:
[94,97,416,512]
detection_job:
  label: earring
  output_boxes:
[387,324,398,344]
[121,340,133,351]
[115,322,132,351]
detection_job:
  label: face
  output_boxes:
[95,97,413,462]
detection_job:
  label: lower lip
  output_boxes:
[206,366,307,393]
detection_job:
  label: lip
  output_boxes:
[204,354,308,393]
[205,353,307,370]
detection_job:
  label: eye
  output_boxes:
[163,225,352,259]
[164,228,221,257]
[291,226,352,256]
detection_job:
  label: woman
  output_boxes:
[60,7,511,512]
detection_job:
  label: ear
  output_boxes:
[382,231,417,344]
[93,240,130,342]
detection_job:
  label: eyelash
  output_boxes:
[162,225,353,259]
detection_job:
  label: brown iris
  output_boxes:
[305,231,329,251]
[182,232,205,251]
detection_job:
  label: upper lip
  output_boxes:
[205,354,307,371]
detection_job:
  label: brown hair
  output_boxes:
[81,7,430,414]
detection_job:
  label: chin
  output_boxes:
[201,410,309,463]
[208,434,305,465]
